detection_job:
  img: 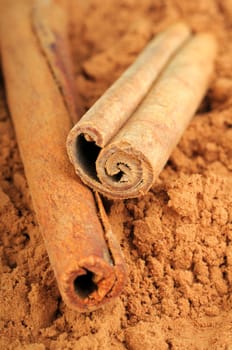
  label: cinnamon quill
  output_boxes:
[67,25,217,199]
[0,0,126,312]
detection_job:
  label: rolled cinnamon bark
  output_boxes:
[67,28,217,199]
[0,0,126,311]
[32,0,83,123]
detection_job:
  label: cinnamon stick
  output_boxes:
[0,0,126,312]
[67,27,217,199]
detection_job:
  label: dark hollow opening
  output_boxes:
[111,170,124,182]
[73,270,98,299]
[76,134,101,180]
[110,163,130,183]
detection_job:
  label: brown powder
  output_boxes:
[0,0,232,349]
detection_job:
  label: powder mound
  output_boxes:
[119,173,232,322]
[125,321,168,350]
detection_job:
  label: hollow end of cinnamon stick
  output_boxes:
[58,192,128,311]
[59,255,127,312]
[66,130,154,199]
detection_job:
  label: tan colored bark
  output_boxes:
[0,0,126,312]
[67,26,217,199]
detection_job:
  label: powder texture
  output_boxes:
[0,0,232,349]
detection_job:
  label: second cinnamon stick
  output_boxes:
[67,26,217,199]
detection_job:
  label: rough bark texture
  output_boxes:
[67,26,217,199]
[0,0,126,312]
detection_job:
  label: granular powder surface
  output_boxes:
[0,0,232,349]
